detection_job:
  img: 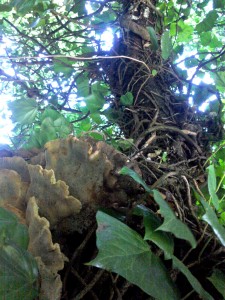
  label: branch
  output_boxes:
[0,54,151,73]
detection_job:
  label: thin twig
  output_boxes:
[182,175,201,231]
[72,269,105,300]
[0,54,151,73]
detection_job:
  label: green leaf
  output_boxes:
[90,113,102,124]
[79,118,92,132]
[41,108,61,121]
[208,269,225,298]
[153,190,197,248]
[177,21,193,42]
[0,4,12,11]
[172,256,214,300]
[119,166,152,193]
[207,165,219,209]
[0,208,29,249]
[116,138,133,151]
[152,69,158,76]
[0,243,39,300]
[54,117,71,136]
[184,57,199,68]
[88,132,105,141]
[88,211,179,300]
[120,92,134,106]
[72,1,86,16]
[212,71,225,90]
[39,117,57,144]
[161,31,173,60]
[199,197,225,246]
[77,74,90,98]
[200,32,212,46]
[213,0,225,9]
[29,16,41,28]
[169,23,177,36]
[53,58,74,78]
[12,0,36,15]
[196,11,218,33]
[134,205,174,256]
[9,98,38,125]
[85,91,105,112]
[147,26,159,50]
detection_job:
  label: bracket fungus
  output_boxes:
[0,137,141,299]
[26,164,81,228]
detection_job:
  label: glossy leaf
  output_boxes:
[8,98,38,125]
[213,0,225,8]
[185,57,199,68]
[116,138,133,151]
[120,92,134,106]
[200,32,212,46]
[13,0,36,15]
[119,166,152,193]
[161,31,173,59]
[134,205,174,256]
[85,92,105,112]
[147,26,159,50]
[172,256,213,300]
[208,269,225,298]
[0,243,39,300]
[196,11,218,33]
[177,21,193,42]
[88,211,179,300]
[207,165,219,209]
[53,58,74,77]
[0,208,28,249]
[199,197,225,246]
[77,75,90,98]
[0,4,12,11]
[88,131,105,141]
[153,190,197,248]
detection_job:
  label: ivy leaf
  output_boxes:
[120,92,134,106]
[200,32,212,46]
[88,131,105,141]
[196,11,218,33]
[207,165,219,209]
[119,166,152,193]
[12,0,36,16]
[53,58,74,78]
[72,1,86,16]
[134,205,174,256]
[88,211,179,300]
[90,113,102,124]
[116,138,133,151]
[184,57,199,68]
[0,4,12,11]
[0,208,28,249]
[199,197,225,246]
[153,190,197,248]
[8,98,38,125]
[85,91,105,112]
[161,31,173,60]
[208,269,225,298]
[147,26,159,50]
[120,168,196,248]
[213,0,225,8]
[172,256,214,300]
[77,75,90,98]
[177,20,194,42]
[0,243,39,300]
